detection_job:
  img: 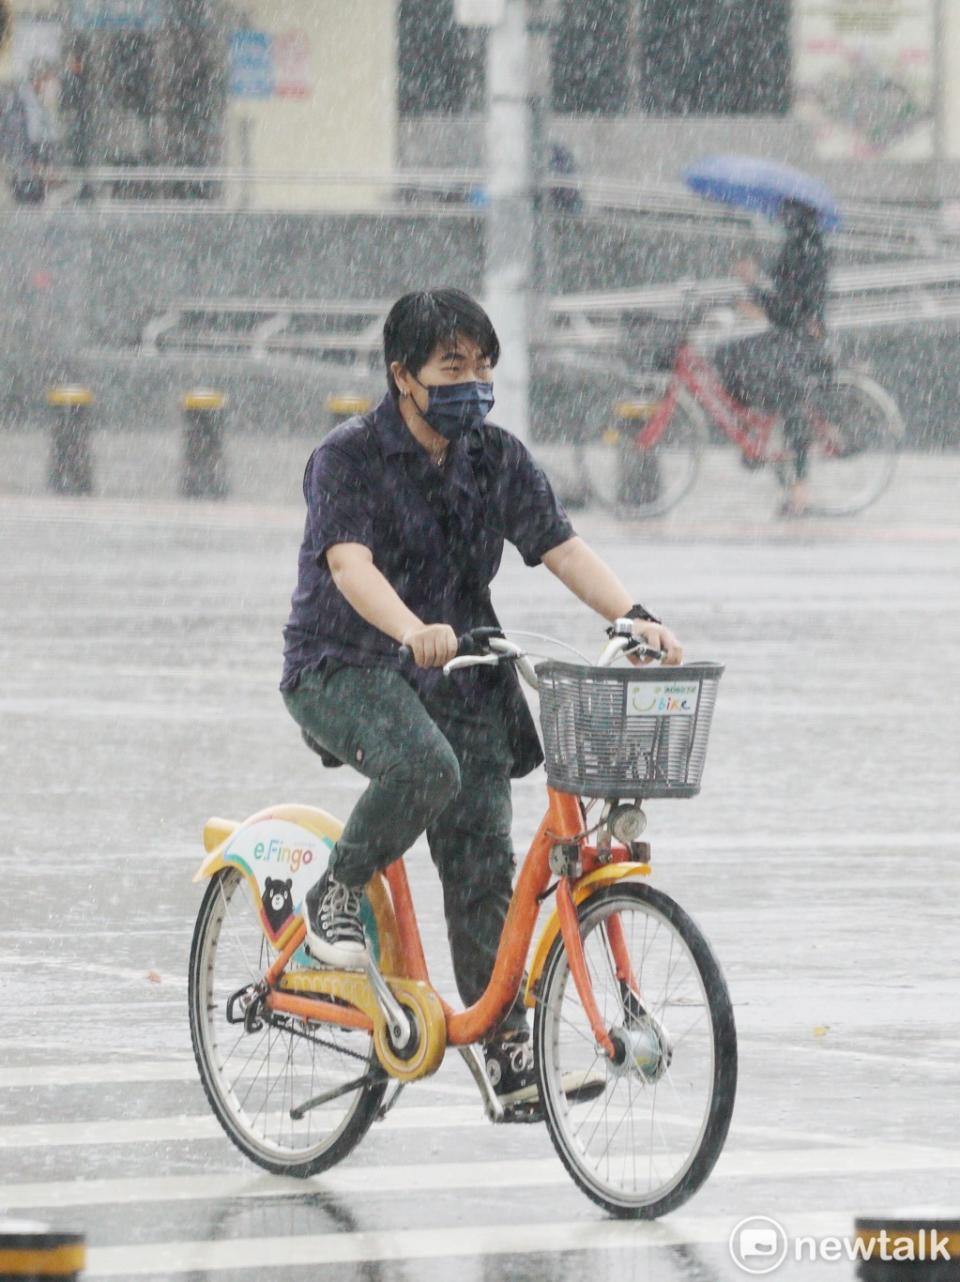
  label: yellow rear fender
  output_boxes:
[524,861,652,1008]
[192,803,403,969]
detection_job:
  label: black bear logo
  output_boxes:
[262,877,294,933]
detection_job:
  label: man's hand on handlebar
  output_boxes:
[400,623,458,668]
[629,620,683,667]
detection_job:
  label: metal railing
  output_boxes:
[29,164,956,257]
[134,253,960,366]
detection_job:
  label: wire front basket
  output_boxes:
[536,661,724,799]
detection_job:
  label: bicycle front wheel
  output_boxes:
[795,369,904,516]
[533,881,737,1218]
[580,375,707,518]
[189,867,386,1177]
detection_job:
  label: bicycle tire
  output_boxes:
[580,375,707,519]
[533,880,737,1218]
[788,368,904,517]
[189,867,386,1177]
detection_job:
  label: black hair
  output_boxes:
[383,289,500,399]
[780,198,823,239]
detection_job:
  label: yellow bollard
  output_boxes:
[610,399,662,507]
[180,389,228,499]
[0,1220,86,1281]
[326,394,372,433]
[46,386,94,496]
[853,1214,960,1280]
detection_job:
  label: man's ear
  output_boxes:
[390,360,410,397]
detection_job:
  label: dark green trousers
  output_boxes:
[283,662,528,1041]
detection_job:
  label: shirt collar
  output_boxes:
[374,393,424,457]
[373,393,469,482]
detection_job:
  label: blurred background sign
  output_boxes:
[69,0,167,32]
[794,0,935,159]
[229,30,273,99]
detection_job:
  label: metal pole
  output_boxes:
[933,0,947,212]
[484,0,532,442]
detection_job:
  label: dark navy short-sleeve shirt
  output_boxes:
[280,393,575,775]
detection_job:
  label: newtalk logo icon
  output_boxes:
[729,1215,954,1274]
[729,1218,789,1274]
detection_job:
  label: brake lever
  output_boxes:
[623,637,665,661]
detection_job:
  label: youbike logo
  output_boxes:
[628,681,698,717]
[253,838,316,875]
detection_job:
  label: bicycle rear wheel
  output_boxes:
[189,867,386,1177]
[580,375,707,518]
[792,369,904,516]
[533,881,737,1218]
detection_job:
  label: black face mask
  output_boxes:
[416,378,495,442]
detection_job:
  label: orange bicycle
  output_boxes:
[188,622,736,1218]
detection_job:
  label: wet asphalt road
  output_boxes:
[0,437,958,1281]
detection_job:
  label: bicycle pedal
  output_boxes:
[498,1102,545,1125]
[565,1079,606,1105]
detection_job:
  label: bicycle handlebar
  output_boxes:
[398,621,665,691]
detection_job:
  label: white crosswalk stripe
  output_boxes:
[2,1143,959,1212]
[77,1210,889,1278]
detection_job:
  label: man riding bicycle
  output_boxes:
[280,288,681,1113]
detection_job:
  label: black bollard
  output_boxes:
[180,389,228,499]
[0,1219,86,1280]
[854,1214,960,1280]
[46,386,94,495]
[326,394,371,434]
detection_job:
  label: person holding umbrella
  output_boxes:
[684,156,838,518]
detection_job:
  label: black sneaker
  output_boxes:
[485,1037,608,1121]
[302,870,368,969]
[485,1038,540,1110]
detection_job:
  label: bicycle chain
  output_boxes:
[264,1007,375,1066]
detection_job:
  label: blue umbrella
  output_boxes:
[683,154,842,231]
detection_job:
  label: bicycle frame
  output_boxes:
[640,345,787,466]
[195,787,652,1065]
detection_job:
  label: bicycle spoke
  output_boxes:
[190,867,382,1171]
[536,884,733,1215]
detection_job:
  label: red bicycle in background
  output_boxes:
[577,315,904,519]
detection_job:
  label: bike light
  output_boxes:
[609,804,646,845]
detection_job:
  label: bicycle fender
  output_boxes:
[192,803,343,884]
[524,861,652,1009]
[191,803,404,971]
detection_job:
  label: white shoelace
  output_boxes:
[319,879,365,944]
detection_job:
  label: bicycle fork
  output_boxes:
[555,877,671,1081]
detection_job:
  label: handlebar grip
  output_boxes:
[398,645,412,663]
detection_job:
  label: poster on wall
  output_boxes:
[273,30,311,99]
[230,30,274,99]
[228,29,311,100]
[794,0,934,159]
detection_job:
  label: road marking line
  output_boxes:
[0,1061,477,1099]
[76,1210,892,1277]
[736,1037,959,1076]
[0,1107,932,1154]
[2,1145,959,1212]
[0,1106,495,1148]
